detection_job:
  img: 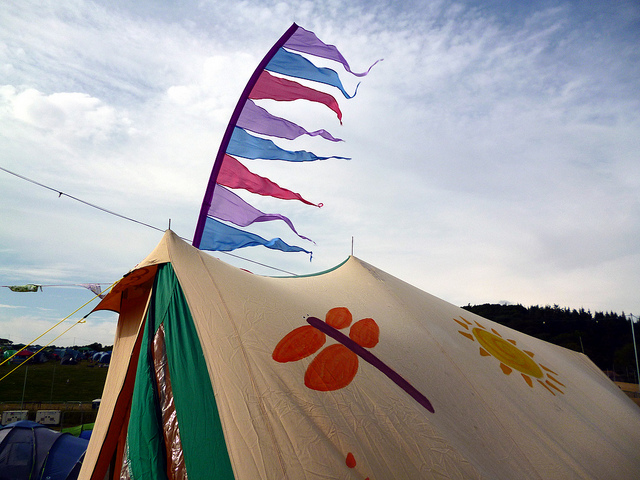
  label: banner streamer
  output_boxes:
[193,23,378,255]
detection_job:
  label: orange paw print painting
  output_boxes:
[273,307,434,413]
[273,307,379,391]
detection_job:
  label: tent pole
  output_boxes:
[21,365,28,410]
[50,363,56,402]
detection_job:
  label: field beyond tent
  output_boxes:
[1,362,107,429]
[0,361,108,403]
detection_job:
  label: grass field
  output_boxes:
[0,361,108,403]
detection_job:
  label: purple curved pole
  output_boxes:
[193,23,300,248]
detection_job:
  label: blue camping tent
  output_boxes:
[0,421,88,480]
[97,351,111,365]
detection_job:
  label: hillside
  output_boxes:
[463,303,638,382]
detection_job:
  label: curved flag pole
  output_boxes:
[193,23,301,248]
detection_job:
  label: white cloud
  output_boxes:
[6,87,128,141]
[0,0,639,347]
[0,312,116,347]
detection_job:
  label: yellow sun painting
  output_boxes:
[454,316,565,395]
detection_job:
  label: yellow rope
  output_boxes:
[0,281,117,373]
[0,317,88,383]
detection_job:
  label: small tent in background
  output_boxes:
[60,349,80,365]
[2,349,17,360]
[97,352,111,365]
[60,354,77,365]
[62,423,95,441]
[91,351,111,364]
[32,351,48,363]
[11,349,34,364]
[80,231,640,479]
[0,421,88,480]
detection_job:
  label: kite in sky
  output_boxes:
[192,23,379,256]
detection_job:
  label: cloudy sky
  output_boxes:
[1,0,639,348]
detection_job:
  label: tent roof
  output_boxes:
[1,421,88,480]
[84,230,640,479]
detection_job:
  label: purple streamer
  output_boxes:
[208,185,314,243]
[238,100,342,142]
[307,316,434,413]
[285,26,382,77]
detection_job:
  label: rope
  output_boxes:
[0,282,116,369]
[1,166,299,275]
[0,317,88,383]
[1,166,165,233]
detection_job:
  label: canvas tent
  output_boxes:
[80,230,640,479]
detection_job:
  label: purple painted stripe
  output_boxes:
[193,23,301,248]
[306,316,434,413]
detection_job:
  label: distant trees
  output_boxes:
[462,304,639,382]
[0,341,112,355]
[83,342,104,352]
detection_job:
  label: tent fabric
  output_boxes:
[62,424,94,438]
[82,230,640,479]
[80,271,154,479]
[0,421,88,480]
[125,263,234,479]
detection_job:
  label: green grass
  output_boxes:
[0,361,108,403]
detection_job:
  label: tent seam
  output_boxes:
[193,252,289,479]
[168,241,289,479]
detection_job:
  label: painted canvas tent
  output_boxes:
[80,230,640,479]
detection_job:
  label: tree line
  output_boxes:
[462,303,639,383]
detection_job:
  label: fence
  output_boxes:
[0,401,99,429]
